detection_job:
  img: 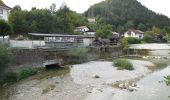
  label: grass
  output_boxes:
[113,58,134,70]
[116,56,169,70]
[0,72,18,85]
[149,59,169,69]
[0,67,40,86]
[19,68,38,80]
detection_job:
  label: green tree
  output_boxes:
[0,19,12,41]
[137,23,146,31]
[124,21,134,30]
[143,31,155,43]
[50,3,56,14]
[96,24,113,38]
[0,44,12,76]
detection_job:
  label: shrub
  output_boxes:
[68,47,88,64]
[126,37,141,44]
[0,72,18,85]
[0,44,12,76]
[19,68,38,79]
[164,76,170,86]
[113,59,133,70]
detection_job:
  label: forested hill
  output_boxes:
[84,0,170,32]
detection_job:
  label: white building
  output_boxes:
[0,0,11,21]
[124,29,144,39]
[87,18,96,23]
[74,26,89,33]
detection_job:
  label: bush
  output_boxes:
[0,44,12,76]
[113,59,133,70]
[164,76,170,86]
[68,47,88,64]
[19,68,38,79]
[126,37,141,44]
[0,72,18,85]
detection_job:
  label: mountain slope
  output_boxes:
[84,0,170,32]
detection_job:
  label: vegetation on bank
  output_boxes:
[164,76,170,86]
[0,68,40,86]
[126,37,141,44]
[68,47,89,64]
[19,68,38,79]
[113,59,134,70]
[0,44,12,76]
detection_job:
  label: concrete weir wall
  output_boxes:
[10,46,123,69]
[10,49,44,69]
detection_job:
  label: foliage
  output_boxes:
[137,23,146,31]
[113,59,133,70]
[164,76,170,86]
[126,37,141,44]
[153,62,168,69]
[0,72,18,85]
[68,47,89,64]
[143,31,156,43]
[84,0,170,33]
[9,4,87,35]
[121,38,129,50]
[164,26,170,42]
[0,44,12,76]
[96,24,113,38]
[19,68,38,79]
[0,19,12,38]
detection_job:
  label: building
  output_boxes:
[87,18,96,23]
[124,29,144,39]
[28,33,95,49]
[74,26,89,33]
[83,30,96,37]
[0,0,11,21]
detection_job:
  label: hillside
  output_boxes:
[84,0,170,32]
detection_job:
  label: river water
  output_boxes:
[0,61,170,100]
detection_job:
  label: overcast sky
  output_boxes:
[3,0,170,18]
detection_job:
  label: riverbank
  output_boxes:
[2,59,167,100]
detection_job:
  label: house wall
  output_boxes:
[0,8,9,21]
[124,32,144,39]
[83,38,94,46]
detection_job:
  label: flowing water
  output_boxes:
[0,61,170,100]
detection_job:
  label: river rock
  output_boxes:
[92,75,100,79]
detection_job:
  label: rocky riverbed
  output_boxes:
[0,60,170,100]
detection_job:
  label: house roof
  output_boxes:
[0,0,11,10]
[127,29,144,34]
[28,33,95,38]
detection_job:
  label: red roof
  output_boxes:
[0,0,11,10]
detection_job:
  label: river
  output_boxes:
[0,60,170,100]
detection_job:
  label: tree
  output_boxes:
[0,44,12,76]
[164,26,170,42]
[50,3,56,14]
[124,21,134,30]
[137,23,146,31]
[0,19,12,41]
[143,31,155,43]
[9,4,87,35]
[96,24,113,38]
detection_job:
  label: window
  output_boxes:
[0,9,3,14]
